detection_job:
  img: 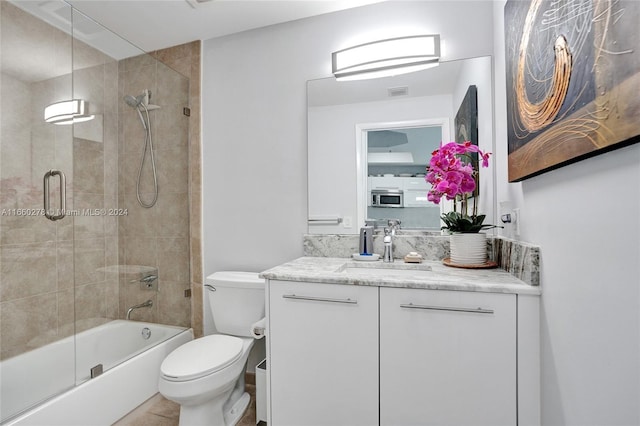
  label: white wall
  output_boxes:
[452,56,495,222]
[202,0,494,277]
[204,1,639,421]
[493,2,640,425]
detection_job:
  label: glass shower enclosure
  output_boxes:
[0,1,190,422]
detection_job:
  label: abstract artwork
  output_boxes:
[455,85,478,148]
[504,0,640,181]
[455,85,479,193]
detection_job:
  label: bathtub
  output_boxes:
[1,320,193,425]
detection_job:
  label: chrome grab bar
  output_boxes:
[308,216,343,225]
[400,303,494,315]
[43,169,66,221]
[282,294,357,304]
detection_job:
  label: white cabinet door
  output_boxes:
[402,177,428,191]
[380,287,517,426]
[268,280,379,426]
[370,176,403,190]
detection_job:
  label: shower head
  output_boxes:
[124,94,148,130]
[124,94,144,108]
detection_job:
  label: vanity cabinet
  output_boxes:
[379,287,517,425]
[267,280,379,426]
[267,278,539,426]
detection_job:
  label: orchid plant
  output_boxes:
[425,141,497,233]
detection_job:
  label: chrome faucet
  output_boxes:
[387,219,401,235]
[126,299,153,320]
[383,228,394,263]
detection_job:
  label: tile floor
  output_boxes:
[114,383,263,426]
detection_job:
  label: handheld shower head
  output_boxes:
[124,94,145,108]
[124,94,148,130]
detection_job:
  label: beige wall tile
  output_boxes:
[156,192,189,237]
[1,242,57,302]
[74,238,106,285]
[119,191,160,236]
[123,236,157,268]
[157,280,191,327]
[73,139,104,193]
[2,33,199,361]
[121,53,157,74]
[73,191,105,240]
[153,43,192,66]
[75,282,107,321]
[57,239,74,289]
[156,64,189,106]
[0,294,58,359]
[153,105,189,151]
[156,147,189,194]
[157,237,189,283]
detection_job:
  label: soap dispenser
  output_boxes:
[359,226,374,255]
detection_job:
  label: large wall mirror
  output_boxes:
[307,56,496,235]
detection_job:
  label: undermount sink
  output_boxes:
[337,262,432,278]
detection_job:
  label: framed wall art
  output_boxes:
[455,85,478,149]
[504,0,640,181]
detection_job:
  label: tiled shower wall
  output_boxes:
[151,42,203,338]
[0,1,121,360]
[117,51,191,327]
[0,1,200,360]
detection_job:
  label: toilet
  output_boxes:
[159,271,265,426]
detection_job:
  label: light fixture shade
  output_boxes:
[332,35,440,81]
[44,99,95,125]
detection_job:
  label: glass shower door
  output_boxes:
[0,0,76,421]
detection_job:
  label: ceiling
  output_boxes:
[65,0,386,53]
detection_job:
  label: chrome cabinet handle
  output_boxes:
[400,303,494,314]
[282,294,357,304]
[43,169,66,221]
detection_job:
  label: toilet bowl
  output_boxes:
[159,272,265,426]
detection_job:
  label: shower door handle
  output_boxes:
[43,169,66,221]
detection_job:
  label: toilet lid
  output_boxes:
[161,335,244,381]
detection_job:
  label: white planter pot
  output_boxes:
[449,233,487,265]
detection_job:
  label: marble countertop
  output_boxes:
[259,257,541,295]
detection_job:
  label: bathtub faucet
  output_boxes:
[126,299,153,320]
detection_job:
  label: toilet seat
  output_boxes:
[161,335,243,382]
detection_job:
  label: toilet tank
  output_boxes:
[206,271,265,337]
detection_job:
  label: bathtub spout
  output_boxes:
[126,299,153,320]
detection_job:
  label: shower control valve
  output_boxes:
[140,274,158,291]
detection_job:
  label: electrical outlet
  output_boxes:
[343,216,352,228]
[513,208,521,236]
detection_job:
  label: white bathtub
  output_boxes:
[1,320,193,425]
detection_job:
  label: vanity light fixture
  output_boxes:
[44,99,95,125]
[332,34,441,81]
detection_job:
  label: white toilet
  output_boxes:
[159,271,265,426]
